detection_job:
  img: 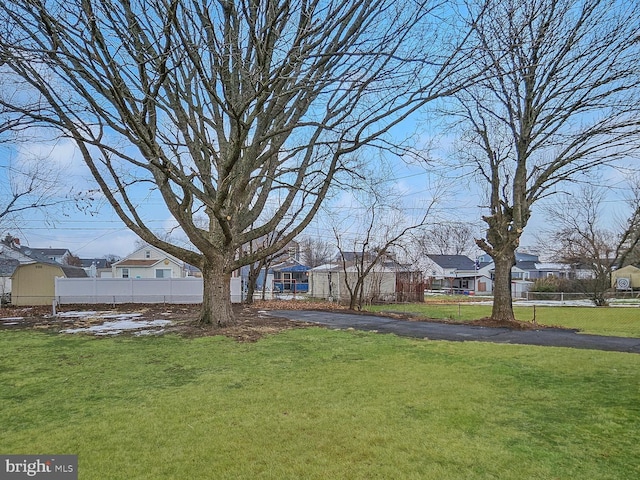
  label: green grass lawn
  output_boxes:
[367,303,640,337]
[2,328,640,479]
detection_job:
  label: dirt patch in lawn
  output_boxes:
[0,301,345,342]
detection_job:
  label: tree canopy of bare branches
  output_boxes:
[0,0,478,325]
[0,157,70,233]
[299,236,333,269]
[451,0,640,322]
[413,221,478,257]
[542,186,623,305]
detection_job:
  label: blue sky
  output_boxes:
[2,138,633,261]
[1,114,635,261]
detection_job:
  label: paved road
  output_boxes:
[270,310,640,354]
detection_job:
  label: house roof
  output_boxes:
[60,266,88,278]
[9,246,51,263]
[270,258,310,272]
[184,264,201,274]
[11,262,88,278]
[338,252,363,262]
[613,265,640,274]
[535,262,570,271]
[33,248,70,257]
[310,263,342,272]
[0,258,20,277]
[114,259,160,267]
[80,258,110,269]
[269,258,311,272]
[119,244,184,265]
[427,255,475,270]
[515,260,538,271]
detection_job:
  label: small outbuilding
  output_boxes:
[611,265,640,291]
[270,258,310,293]
[11,262,88,306]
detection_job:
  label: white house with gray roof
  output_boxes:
[111,244,187,278]
[424,254,489,294]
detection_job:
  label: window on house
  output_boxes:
[145,250,151,259]
[122,268,129,278]
[155,269,171,278]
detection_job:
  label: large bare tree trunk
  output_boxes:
[491,251,516,323]
[201,258,234,327]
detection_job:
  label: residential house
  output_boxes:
[111,245,186,279]
[0,258,19,301]
[80,258,112,278]
[308,256,423,303]
[534,262,572,279]
[11,261,87,306]
[424,254,487,294]
[472,253,538,296]
[476,251,542,280]
[426,251,558,296]
[270,258,310,293]
[238,239,301,296]
[31,247,73,265]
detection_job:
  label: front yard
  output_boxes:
[1,307,639,479]
[368,301,640,337]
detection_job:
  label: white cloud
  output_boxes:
[16,137,88,175]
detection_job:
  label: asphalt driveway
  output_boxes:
[270,310,640,354]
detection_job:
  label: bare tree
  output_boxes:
[0,0,479,326]
[62,253,83,267]
[103,253,121,266]
[333,185,431,310]
[414,221,478,256]
[0,157,71,233]
[542,186,620,305]
[299,236,334,268]
[614,175,640,268]
[449,0,640,323]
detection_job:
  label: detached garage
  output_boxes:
[11,262,87,306]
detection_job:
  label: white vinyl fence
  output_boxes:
[55,277,242,305]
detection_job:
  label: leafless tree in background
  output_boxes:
[0,157,70,234]
[299,236,334,268]
[0,0,479,325]
[542,186,621,305]
[413,221,478,256]
[614,175,640,269]
[332,181,434,310]
[450,0,640,323]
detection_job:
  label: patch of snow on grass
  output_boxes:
[62,319,172,335]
